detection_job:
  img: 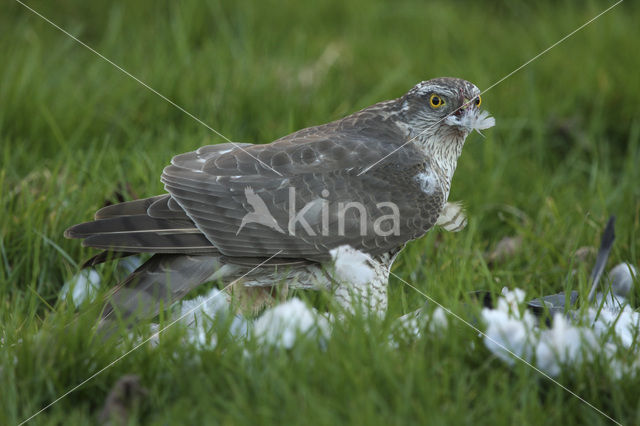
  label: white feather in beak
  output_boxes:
[445,109,496,132]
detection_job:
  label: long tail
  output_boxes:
[98,254,241,332]
[65,195,219,257]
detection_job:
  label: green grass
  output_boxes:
[2,0,640,424]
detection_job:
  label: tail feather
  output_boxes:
[65,213,218,254]
[82,251,138,268]
[100,254,236,323]
[65,215,196,239]
[95,196,166,219]
[82,232,216,253]
[147,195,192,219]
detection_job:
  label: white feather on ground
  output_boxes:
[253,298,330,349]
[57,250,639,378]
[391,305,448,346]
[59,256,142,308]
[177,288,250,348]
[482,262,640,378]
[144,289,329,350]
[58,270,101,306]
[175,259,638,378]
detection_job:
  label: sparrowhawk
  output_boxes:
[65,77,495,322]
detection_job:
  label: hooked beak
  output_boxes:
[454,98,476,118]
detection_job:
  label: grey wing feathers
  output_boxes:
[66,103,441,266]
[163,154,437,261]
[159,114,436,261]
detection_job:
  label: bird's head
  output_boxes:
[399,77,495,139]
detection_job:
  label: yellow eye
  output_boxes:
[429,94,444,108]
[474,96,482,107]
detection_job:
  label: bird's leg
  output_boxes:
[327,245,395,318]
[329,262,388,318]
[224,281,289,317]
[333,280,388,317]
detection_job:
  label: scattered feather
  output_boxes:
[177,288,249,348]
[59,270,101,307]
[607,262,637,297]
[150,292,327,350]
[253,298,330,349]
[59,256,142,308]
[391,305,448,346]
[482,279,640,378]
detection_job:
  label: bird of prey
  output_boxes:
[65,77,495,322]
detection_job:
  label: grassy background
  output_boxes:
[2,0,639,424]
